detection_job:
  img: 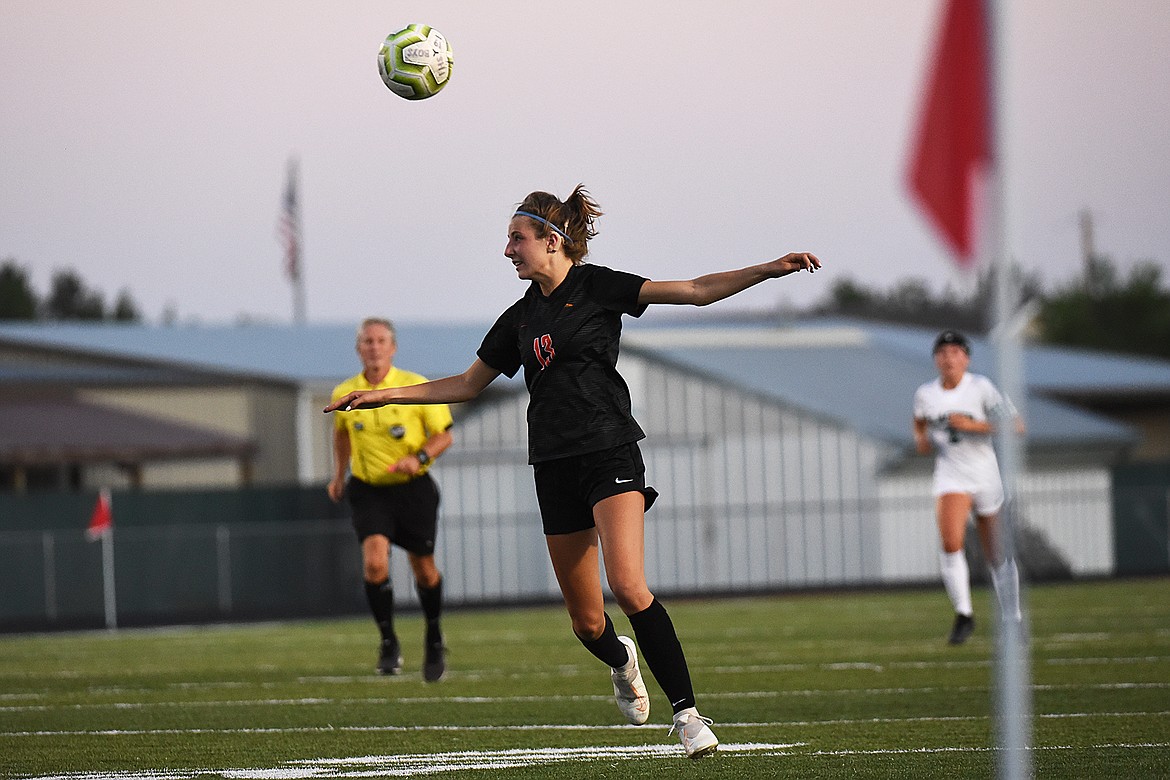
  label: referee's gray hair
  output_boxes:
[357,317,396,342]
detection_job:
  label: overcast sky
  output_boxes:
[3,1,1167,326]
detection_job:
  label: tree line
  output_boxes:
[0,259,140,322]
[813,256,1170,361]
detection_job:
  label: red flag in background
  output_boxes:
[86,488,113,541]
[907,0,991,265]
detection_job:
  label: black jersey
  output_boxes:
[477,263,649,463]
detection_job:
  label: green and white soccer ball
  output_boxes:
[377,24,453,100]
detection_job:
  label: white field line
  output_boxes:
[9,741,1170,780]
[316,653,1170,681]
[2,681,1167,713]
[4,711,1168,738]
[0,743,805,779]
[6,653,1163,698]
[807,742,1170,757]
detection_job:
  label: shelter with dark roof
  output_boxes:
[0,321,494,491]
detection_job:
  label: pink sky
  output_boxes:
[2,0,1167,324]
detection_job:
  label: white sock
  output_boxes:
[990,558,1022,621]
[939,550,973,616]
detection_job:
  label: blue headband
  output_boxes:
[513,210,572,243]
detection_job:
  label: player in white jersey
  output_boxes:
[913,330,1024,644]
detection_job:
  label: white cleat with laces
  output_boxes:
[670,707,719,759]
[610,636,650,725]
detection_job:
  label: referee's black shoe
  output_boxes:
[948,613,975,645]
[423,640,447,682]
[377,636,403,675]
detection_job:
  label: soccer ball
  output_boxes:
[377,24,453,100]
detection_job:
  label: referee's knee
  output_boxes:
[363,560,389,583]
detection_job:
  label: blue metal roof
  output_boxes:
[0,359,190,387]
[0,321,491,384]
[794,317,1170,395]
[624,318,1147,449]
[2,318,1162,450]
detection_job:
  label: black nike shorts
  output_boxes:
[533,441,659,536]
[347,474,440,556]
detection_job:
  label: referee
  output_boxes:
[328,317,454,681]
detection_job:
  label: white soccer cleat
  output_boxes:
[610,635,650,725]
[670,707,719,759]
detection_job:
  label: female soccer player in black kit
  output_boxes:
[326,185,820,759]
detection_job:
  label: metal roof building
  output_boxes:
[3,317,1167,597]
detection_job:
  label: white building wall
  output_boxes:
[877,473,947,582]
[876,465,1116,581]
[1017,467,1114,575]
[414,388,553,605]
[381,356,1118,604]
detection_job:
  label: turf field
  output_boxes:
[2,577,1167,779]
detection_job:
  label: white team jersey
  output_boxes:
[913,372,1014,503]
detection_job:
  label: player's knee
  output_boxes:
[607,580,652,615]
[570,613,606,641]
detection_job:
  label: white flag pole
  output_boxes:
[986,0,1032,777]
[100,527,118,630]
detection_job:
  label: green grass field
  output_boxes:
[2,577,1167,779]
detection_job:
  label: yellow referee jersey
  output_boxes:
[331,367,453,486]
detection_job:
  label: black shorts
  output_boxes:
[347,474,440,556]
[533,442,659,536]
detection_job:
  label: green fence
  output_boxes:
[0,485,348,532]
[3,463,1166,633]
[0,486,359,631]
[1113,460,1170,576]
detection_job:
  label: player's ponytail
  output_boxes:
[561,185,601,263]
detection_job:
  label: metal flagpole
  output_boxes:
[986,0,1032,777]
[281,156,307,325]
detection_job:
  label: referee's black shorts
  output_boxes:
[533,441,659,536]
[347,474,440,556]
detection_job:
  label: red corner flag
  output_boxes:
[87,488,113,541]
[907,0,991,265]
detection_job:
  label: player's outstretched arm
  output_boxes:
[324,359,500,412]
[638,253,820,307]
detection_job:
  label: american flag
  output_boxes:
[279,158,301,282]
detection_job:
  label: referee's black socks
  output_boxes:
[417,578,443,646]
[364,579,396,641]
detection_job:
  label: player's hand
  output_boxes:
[946,413,979,432]
[327,477,345,503]
[769,253,820,276]
[324,390,379,412]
